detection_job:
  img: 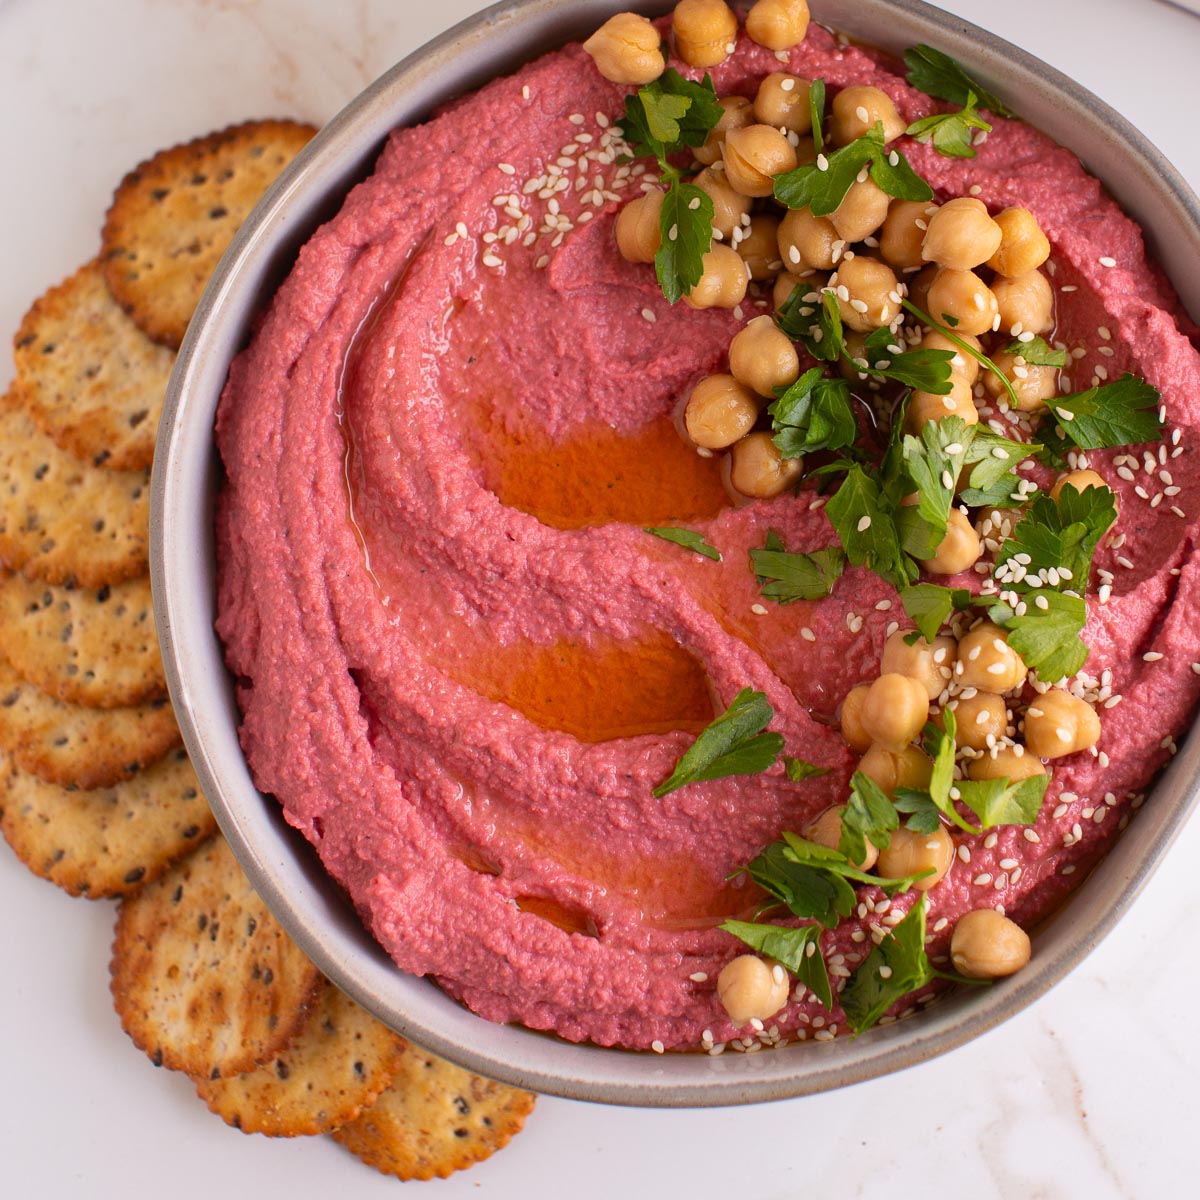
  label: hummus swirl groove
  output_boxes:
[216,26,1200,1049]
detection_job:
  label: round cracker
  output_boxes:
[110,834,323,1079]
[101,120,317,349]
[0,746,215,899]
[0,570,165,709]
[332,1045,536,1181]
[13,261,175,471]
[0,654,179,790]
[0,391,150,588]
[195,984,406,1137]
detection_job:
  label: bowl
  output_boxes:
[152,0,1200,1106]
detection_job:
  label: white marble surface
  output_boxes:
[1,1,1197,1196]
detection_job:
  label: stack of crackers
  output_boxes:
[0,120,534,1181]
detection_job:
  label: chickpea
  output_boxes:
[956,621,1027,692]
[950,909,1031,979]
[728,432,802,498]
[692,167,752,240]
[778,207,838,272]
[903,381,979,433]
[829,84,906,146]
[806,805,877,871]
[947,691,1008,752]
[615,188,665,264]
[991,270,1054,336]
[717,954,791,1024]
[1051,469,1108,502]
[695,96,754,167]
[729,315,800,397]
[838,329,871,381]
[859,673,930,750]
[723,124,798,198]
[673,0,739,69]
[925,267,999,337]
[834,256,901,332]
[773,270,806,311]
[975,505,1020,545]
[684,244,750,310]
[1023,689,1101,759]
[987,207,1051,277]
[921,198,1003,271]
[840,683,873,752]
[745,0,811,51]
[792,136,817,167]
[684,374,760,450]
[920,507,982,576]
[906,263,939,316]
[877,825,954,891]
[881,630,958,701]
[981,349,1058,413]
[966,745,1047,783]
[879,200,939,272]
[754,73,813,134]
[859,743,933,797]
[918,329,980,386]
[582,12,665,85]
[831,177,891,244]
[738,214,784,282]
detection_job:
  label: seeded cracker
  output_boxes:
[0,654,179,789]
[13,261,175,471]
[0,746,214,898]
[110,834,322,1078]
[101,120,317,349]
[333,1045,536,1181]
[195,984,406,1137]
[0,570,165,708]
[0,391,149,588]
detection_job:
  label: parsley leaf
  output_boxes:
[990,589,1089,682]
[826,464,917,590]
[777,288,845,364]
[653,688,783,797]
[809,77,826,157]
[859,326,955,393]
[956,773,1049,829]
[644,525,721,561]
[899,416,973,556]
[900,583,973,642]
[895,711,982,836]
[1004,336,1068,368]
[958,428,1040,508]
[783,756,831,782]
[719,920,832,1010]
[769,368,859,459]
[841,894,935,1034]
[839,771,900,866]
[655,182,715,303]
[1048,374,1164,451]
[903,44,1014,118]
[751,532,846,604]
[905,89,992,159]
[893,789,943,835]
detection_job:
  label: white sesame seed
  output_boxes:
[1099,256,1117,268]
[651,1039,665,1054]
[1143,651,1164,662]
[751,603,768,616]
[857,515,872,532]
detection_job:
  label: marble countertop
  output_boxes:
[1,2,1197,1196]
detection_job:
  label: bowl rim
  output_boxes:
[152,0,1200,1107]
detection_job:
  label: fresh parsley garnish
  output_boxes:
[899,583,974,643]
[838,771,899,867]
[653,688,783,797]
[783,756,831,782]
[905,89,992,159]
[719,920,832,1009]
[1047,373,1164,451]
[858,326,955,393]
[751,528,846,603]
[655,183,716,303]
[1004,336,1068,368]
[809,77,826,157]
[956,773,1049,829]
[957,427,1041,508]
[777,286,844,364]
[769,368,859,459]
[826,463,918,590]
[644,525,721,560]
[990,589,1090,682]
[903,44,1014,118]
[901,298,1020,409]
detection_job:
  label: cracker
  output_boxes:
[195,984,406,1137]
[332,1045,536,1181]
[0,746,215,899]
[0,570,165,709]
[101,120,317,349]
[0,391,150,588]
[13,261,175,471]
[110,834,323,1078]
[0,654,179,790]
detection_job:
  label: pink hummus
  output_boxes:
[216,24,1200,1049]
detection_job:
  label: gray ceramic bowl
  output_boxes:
[152,0,1200,1106]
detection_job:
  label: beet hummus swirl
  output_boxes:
[216,25,1200,1051]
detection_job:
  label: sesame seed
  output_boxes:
[973,873,993,886]
[1099,256,1117,268]
[651,1039,665,1054]
[751,603,768,616]
[969,184,982,196]
[800,627,816,642]
[689,972,708,982]
[817,154,830,172]
[1143,651,1164,662]
[857,515,872,532]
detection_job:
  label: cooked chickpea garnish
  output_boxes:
[975,505,1021,544]
[838,329,871,381]
[905,263,938,315]
[920,507,982,576]
[695,96,755,167]
[918,329,981,385]
[729,314,800,397]
[778,207,838,271]
[950,910,1031,979]
[673,0,739,69]
[806,805,877,870]
[582,12,665,85]
[921,197,1003,271]
[1023,689,1101,759]
[723,124,799,198]
[859,743,933,796]
[881,630,958,701]
[956,621,1027,692]
[737,214,784,282]
[839,683,873,751]
[692,167,752,240]
[925,267,999,337]
[966,746,1047,782]
[903,381,979,433]
[754,72,813,133]
[615,188,665,264]
[829,85,906,145]
[728,432,802,498]
[879,200,939,271]
[773,270,804,311]
[684,374,760,450]
[745,0,811,50]
[981,350,1058,413]
[987,206,1051,276]
[991,269,1054,335]
[684,244,750,310]
[717,954,791,1024]
[835,256,901,332]
[947,691,1008,752]
[877,825,954,891]
[831,177,891,244]
[1051,469,1108,501]
[859,673,930,750]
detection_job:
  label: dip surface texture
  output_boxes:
[215,26,1200,1049]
